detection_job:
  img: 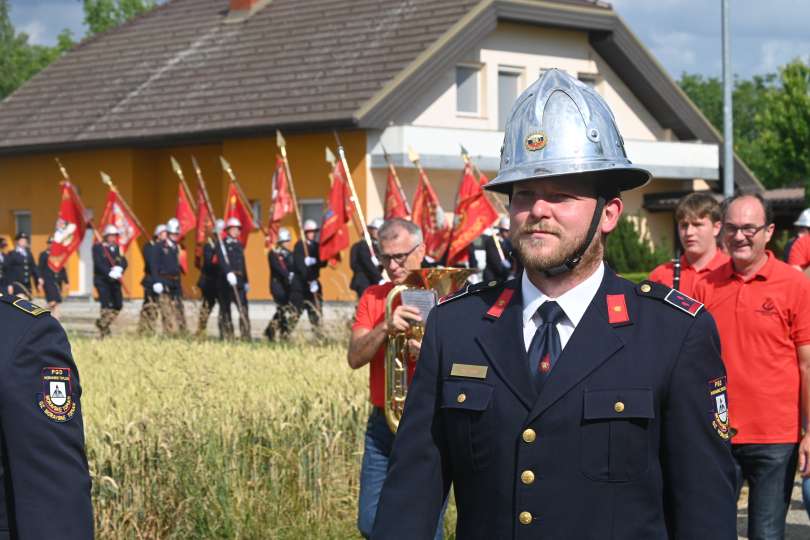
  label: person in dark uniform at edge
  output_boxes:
[784,207,810,262]
[196,219,225,339]
[38,236,68,319]
[92,225,127,338]
[350,218,384,298]
[265,226,295,341]
[219,217,251,341]
[150,218,186,336]
[0,290,94,537]
[0,236,8,292]
[4,232,40,299]
[291,219,327,335]
[482,216,514,282]
[372,69,737,540]
[137,224,165,336]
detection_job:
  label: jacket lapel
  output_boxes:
[475,282,536,409]
[526,269,626,423]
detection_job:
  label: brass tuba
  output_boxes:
[384,268,476,432]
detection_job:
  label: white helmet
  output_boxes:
[303,219,319,232]
[166,218,181,234]
[794,208,810,228]
[215,219,226,233]
[369,217,384,230]
[278,227,292,243]
[226,217,242,229]
[103,225,119,237]
[497,216,510,230]
[154,224,167,236]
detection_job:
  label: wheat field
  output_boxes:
[74,335,390,539]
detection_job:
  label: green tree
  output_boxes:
[83,0,156,35]
[605,215,669,273]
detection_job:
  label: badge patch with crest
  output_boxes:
[709,376,730,440]
[37,367,77,423]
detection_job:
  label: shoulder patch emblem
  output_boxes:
[0,295,50,317]
[664,289,703,317]
[37,367,77,423]
[709,376,730,440]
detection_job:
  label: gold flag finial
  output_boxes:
[407,145,420,165]
[55,158,70,181]
[170,156,185,180]
[219,155,235,180]
[460,144,471,164]
[325,146,337,167]
[100,171,114,189]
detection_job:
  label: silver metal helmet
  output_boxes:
[487,69,650,194]
[226,217,242,229]
[303,219,319,232]
[278,227,292,243]
[166,218,181,235]
[103,224,120,237]
[214,219,226,233]
[794,208,810,228]
[154,224,168,236]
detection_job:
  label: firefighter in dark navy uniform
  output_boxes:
[137,224,166,335]
[265,226,295,341]
[373,69,737,539]
[291,219,327,333]
[150,218,186,335]
[482,216,514,282]
[38,236,69,319]
[218,217,250,340]
[92,224,128,338]
[196,219,224,338]
[4,232,40,299]
[0,293,93,538]
[349,218,384,298]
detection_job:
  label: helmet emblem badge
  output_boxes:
[525,131,547,151]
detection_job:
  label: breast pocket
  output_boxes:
[580,388,654,482]
[441,379,495,471]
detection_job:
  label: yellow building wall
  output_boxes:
[0,130,367,302]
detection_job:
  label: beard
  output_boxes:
[511,220,601,273]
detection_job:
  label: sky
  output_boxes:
[8,0,810,81]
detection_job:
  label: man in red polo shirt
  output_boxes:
[694,193,810,540]
[648,191,728,296]
[347,218,443,539]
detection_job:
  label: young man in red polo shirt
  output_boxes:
[648,191,728,296]
[347,218,444,539]
[694,193,810,540]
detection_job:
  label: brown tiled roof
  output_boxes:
[0,0,486,150]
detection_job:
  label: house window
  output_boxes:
[456,65,480,114]
[498,70,521,130]
[299,198,324,240]
[14,211,31,238]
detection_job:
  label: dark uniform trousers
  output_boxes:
[3,249,39,299]
[138,241,160,336]
[38,250,68,304]
[266,246,294,340]
[372,269,738,540]
[218,237,250,341]
[0,295,93,538]
[92,243,127,338]
[196,241,220,338]
[150,241,186,336]
[290,240,325,333]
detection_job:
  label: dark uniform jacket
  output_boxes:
[373,268,737,540]
[38,250,67,289]
[268,246,293,301]
[0,252,6,290]
[92,242,127,283]
[140,240,156,288]
[220,237,248,288]
[149,240,181,286]
[292,240,325,292]
[483,235,513,282]
[0,295,93,538]
[3,248,39,292]
[349,240,382,297]
[198,240,220,290]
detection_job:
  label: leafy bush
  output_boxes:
[605,216,670,273]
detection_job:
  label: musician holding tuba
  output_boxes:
[347,218,445,540]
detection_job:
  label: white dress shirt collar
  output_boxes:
[521,261,605,328]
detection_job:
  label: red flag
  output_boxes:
[266,156,295,246]
[319,161,353,265]
[411,169,451,261]
[175,184,196,240]
[384,168,410,219]
[99,190,141,253]
[447,163,499,265]
[224,182,256,246]
[48,181,87,272]
[194,189,212,269]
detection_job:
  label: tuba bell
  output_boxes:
[383,267,476,432]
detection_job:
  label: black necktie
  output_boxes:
[527,301,565,392]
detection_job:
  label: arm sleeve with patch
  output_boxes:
[0,315,94,538]
[661,311,737,539]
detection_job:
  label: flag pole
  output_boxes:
[275,130,310,258]
[332,131,376,258]
[99,172,149,238]
[170,156,198,213]
[218,156,269,237]
[192,156,250,332]
[460,144,508,216]
[380,143,412,217]
[325,147,363,241]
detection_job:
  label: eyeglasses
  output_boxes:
[721,223,768,237]
[379,243,421,267]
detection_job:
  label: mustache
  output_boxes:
[514,224,562,236]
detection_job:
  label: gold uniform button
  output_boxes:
[519,511,533,525]
[640,283,652,293]
[488,280,498,287]
[522,429,536,443]
[614,401,625,413]
[521,470,535,485]
[457,393,467,404]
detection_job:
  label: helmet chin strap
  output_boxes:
[542,195,606,277]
